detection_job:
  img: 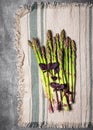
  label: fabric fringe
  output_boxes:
[24,2,93,10]
[14,2,93,128]
[44,122,93,128]
[19,122,93,128]
[14,6,29,127]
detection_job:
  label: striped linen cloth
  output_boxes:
[18,2,93,128]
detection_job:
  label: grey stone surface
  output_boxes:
[0,0,93,130]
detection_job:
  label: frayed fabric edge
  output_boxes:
[24,1,93,10]
[14,6,30,127]
[19,122,93,128]
[14,2,93,128]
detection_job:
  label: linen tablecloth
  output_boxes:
[15,2,93,128]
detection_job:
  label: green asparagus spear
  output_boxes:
[52,37,57,63]
[60,29,66,49]
[64,37,69,85]
[47,30,53,52]
[58,49,70,111]
[46,32,54,112]
[68,38,73,104]
[71,40,76,102]
[28,39,42,63]
[40,46,50,98]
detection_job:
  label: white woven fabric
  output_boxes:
[16,3,93,128]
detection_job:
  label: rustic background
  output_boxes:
[0,0,93,130]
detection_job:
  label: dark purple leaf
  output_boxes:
[50,62,59,69]
[50,82,60,89]
[54,67,60,74]
[50,82,65,90]
[47,62,59,70]
[51,76,57,81]
[39,62,59,73]
[39,63,47,70]
[50,62,59,74]
[47,63,53,70]
[59,84,65,89]
[63,84,68,89]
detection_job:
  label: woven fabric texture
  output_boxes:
[16,3,93,128]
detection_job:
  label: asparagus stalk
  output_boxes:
[58,49,66,84]
[56,33,60,52]
[51,36,61,111]
[55,34,62,110]
[55,34,60,81]
[64,37,69,85]
[47,30,53,52]
[60,29,66,49]
[28,39,42,64]
[71,40,76,102]
[62,94,70,111]
[46,32,54,112]
[40,46,51,98]
[58,49,70,111]
[68,38,73,104]
[55,32,70,111]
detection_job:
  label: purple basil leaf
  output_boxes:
[48,62,59,70]
[50,82,60,89]
[50,62,59,69]
[59,84,65,89]
[54,67,60,74]
[51,76,57,81]
[50,82,66,90]
[47,63,53,70]
[39,63,47,70]
[63,84,68,89]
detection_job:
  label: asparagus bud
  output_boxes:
[47,30,52,40]
[47,30,53,51]
[28,40,33,48]
[71,40,76,51]
[56,33,60,51]
[41,45,46,57]
[60,29,66,40]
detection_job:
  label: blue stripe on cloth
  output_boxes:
[89,6,92,127]
[40,4,45,126]
[85,6,88,123]
[79,5,82,124]
[44,7,48,124]
[41,3,44,45]
[29,3,39,127]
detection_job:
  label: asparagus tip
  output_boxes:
[56,33,59,38]
[41,45,46,56]
[71,40,76,51]
[65,36,70,47]
[47,30,52,40]
[28,40,32,47]
[60,29,66,39]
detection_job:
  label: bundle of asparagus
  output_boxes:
[28,29,76,112]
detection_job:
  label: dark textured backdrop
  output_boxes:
[0,0,93,130]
